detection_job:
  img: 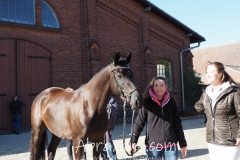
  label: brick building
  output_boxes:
[0,0,205,134]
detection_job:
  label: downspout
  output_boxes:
[180,42,201,109]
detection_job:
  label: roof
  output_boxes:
[192,42,240,74]
[192,42,240,85]
[135,0,206,43]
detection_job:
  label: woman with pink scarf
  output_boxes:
[130,77,187,159]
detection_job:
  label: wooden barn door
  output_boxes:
[0,40,16,134]
[0,39,50,134]
[17,40,50,132]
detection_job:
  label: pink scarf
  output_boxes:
[149,88,170,107]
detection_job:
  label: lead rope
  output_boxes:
[122,101,141,156]
[122,101,131,155]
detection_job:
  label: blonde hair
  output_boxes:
[142,77,167,98]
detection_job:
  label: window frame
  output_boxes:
[41,0,60,28]
[0,0,36,25]
[157,59,173,92]
[0,0,60,31]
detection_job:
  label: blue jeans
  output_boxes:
[101,139,117,160]
[67,140,73,160]
[12,114,22,133]
[146,145,178,160]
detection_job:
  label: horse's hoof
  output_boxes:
[48,152,53,160]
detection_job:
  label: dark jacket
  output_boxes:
[104,96,118,143]
[179,84,240,146]
[131,95,187,148]
[10,99,22,116]
[107,97,118,130]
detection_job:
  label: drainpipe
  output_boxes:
[180,42,201,109]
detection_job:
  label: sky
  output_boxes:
[149,0,240,49]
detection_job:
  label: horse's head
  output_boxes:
[110,51,143,110]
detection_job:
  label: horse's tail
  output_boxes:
[30,130,48,160]
[39,130,47,160]
[29,130,35,160]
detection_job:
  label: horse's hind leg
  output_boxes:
[73,138,86,160]
[30,124,47,160]
[93,141,104,160]
[47,134,61,160]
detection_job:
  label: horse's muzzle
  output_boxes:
[130,91,143,110]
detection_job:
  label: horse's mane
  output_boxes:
[90,64,110,81]
[76,64,111,90]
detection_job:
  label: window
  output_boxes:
[0,0,35,24]
[0,0,59,28]
[42,1,59,28]
[157,59,173,91]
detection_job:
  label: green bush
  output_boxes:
[184,70,205,108]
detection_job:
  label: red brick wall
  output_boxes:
[0,0,193,109]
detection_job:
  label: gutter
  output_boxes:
[180,42,201,109]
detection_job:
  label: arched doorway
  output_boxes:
[0,39,50,134]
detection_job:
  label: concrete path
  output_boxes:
[0,116,212,160]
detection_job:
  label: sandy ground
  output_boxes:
[0,116,216,160]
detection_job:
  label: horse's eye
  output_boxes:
[128,70,134,77]
[128,70,131,76]
[117,73,122,78]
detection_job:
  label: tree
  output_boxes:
[184,69,204,108]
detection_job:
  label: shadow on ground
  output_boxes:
[118,154,146,160]
[180,148,208,158]
[118,148,209,160]
[181,117,206,130]
[0,117,207,157]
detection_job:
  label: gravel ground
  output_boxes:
[0,116,218,160]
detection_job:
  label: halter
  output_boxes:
[111,65,141,156]
[111,66,138,103]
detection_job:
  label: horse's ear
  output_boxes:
[114,50,120,65]
[125,52,131,64]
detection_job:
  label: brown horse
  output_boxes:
[30,51,143,160]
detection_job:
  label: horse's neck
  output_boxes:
[76,65,111,106]
[87,66,110,93]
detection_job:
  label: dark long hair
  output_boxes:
[142,76,167,98]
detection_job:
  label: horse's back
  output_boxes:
[32,87,66,105]
[31,87,78,136]
[31,87,74,122]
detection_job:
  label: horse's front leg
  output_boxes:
[92,140,105,160]
[73,138,86,160]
